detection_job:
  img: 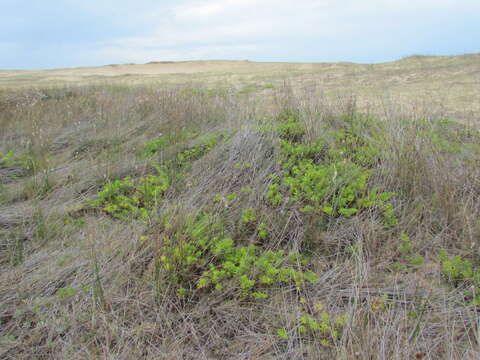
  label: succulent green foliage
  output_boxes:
[277,115,306,142]
[143,136,168,158]
[174,134,221,166]
[297,311,348,346]
[276,328,288,339]
[267,183,283,206]
[271,112,397,225]
[91,132,222,220]
[90,169,169,220]
[283,159,369,216]
[225,192,237,201]
[157,213,317,299]
[141,130,199,159]
[328,129,382,167]
[438,249,480,305]
[241,208,257,224]
[257,222,269,240]
[279,138,327,171]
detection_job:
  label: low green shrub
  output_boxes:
[277,115,305,142]
[267,183,283,206]
[295,306,348,346]
[142,136,168,158]
[157,213,318,299]
[438,249,480,305]
[173,133,221,166]
[270,113,397,225]
[91,132,222,219]
[241,208,257,225]
[90,169,169,220]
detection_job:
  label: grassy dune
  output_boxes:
[1,56,480,359]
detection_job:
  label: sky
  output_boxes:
[1,0,479,69]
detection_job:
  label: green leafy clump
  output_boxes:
[398,232,413,253]
[57,287,77,299]
[257,222,269,240]
[241,208,257,224]
[267,183,283,206]
[157,213,317,299]
[392,233,424,270]
[270,114,397,225]
[225,192,237,201]
[279,138,327,171]
[142,136,168,158]
[276,328,288,339]
[141,130,199,159]
[174,134,220,166]
[90,169,169,220]
[91,132,222,220]
[438,249,480,305]
[283,159,369,217]
[297,309,348,346]
[277,115,305,142]
[327,129,382,167]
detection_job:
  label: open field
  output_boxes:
[1,55,480,359]
[2,54,480,125]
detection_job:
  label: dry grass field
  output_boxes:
[2,54,480,123]
[0,54,479,359]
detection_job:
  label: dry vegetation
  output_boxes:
[1,56,480,359]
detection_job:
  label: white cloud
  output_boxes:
[97,0,475,62]
[95,43,260,64]
[5,0,479,68]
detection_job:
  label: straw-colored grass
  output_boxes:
[1,55,479,359]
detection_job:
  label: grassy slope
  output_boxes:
[0,55,480,359]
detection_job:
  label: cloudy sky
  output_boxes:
[1,0,479,69]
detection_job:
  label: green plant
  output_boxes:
[398,233,413,253]
[142,136,168,158]
[239,87,255,95]
[267,183,283,206]
[370,295,389,312]
[406,255,425,267]
[174,134,220,166]
[57,287,77,300]
[277,115,305,142]
[276,328,288,339]
[438,249,480,305]
[327,129,382,167]
[240,186,253,193]
[90,169,169,220]
[257,222,269,240]
[241,208,257,224]
[270,114,397,226]
[391,233,425,272]
[92,132,222,220]
[157,213,318,299]
[438,250,480,284]
[297,311,348,346]
[225,192,237,201]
